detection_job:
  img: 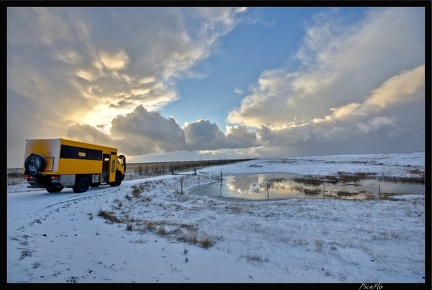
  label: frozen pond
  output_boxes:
[188,173,425,201]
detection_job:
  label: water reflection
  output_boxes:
[188,173,425,201]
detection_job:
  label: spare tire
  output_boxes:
[24,153,47,174]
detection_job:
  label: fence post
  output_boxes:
[220,182,222,197]
[323,182,325,199]
[219,171,223,196]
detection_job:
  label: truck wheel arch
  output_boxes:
[109,170,124,187]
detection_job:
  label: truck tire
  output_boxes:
[73,175,90,193]
[24,153,47,174]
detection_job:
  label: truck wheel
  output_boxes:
[24,153,47,174]
[73,176,90,193]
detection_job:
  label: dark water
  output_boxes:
[188,173,425,201]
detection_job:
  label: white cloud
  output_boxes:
[357,116,397,133]
[227,8,425,131]
[321,64,425,122]
[7,7,245,134]
[364,65,425,109]
[234,88,243,94]
[224,7,424,159]
[99,49,130,71]
[54,49,82,65]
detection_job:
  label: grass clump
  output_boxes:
[98,210,122,224]
[241,254,269,265]
[138,220,216,248]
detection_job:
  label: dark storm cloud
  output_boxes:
[65,104,262,158]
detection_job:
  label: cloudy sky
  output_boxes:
[7,6,426,168]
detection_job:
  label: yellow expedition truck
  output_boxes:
[23,138,126,193]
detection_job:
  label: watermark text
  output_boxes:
[359,283,383,290]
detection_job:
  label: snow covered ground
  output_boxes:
[6,152,427,285]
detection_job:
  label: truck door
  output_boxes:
[102,154,110,182]
[108,153,117,182]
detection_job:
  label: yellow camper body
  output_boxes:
[23,138,126,193]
